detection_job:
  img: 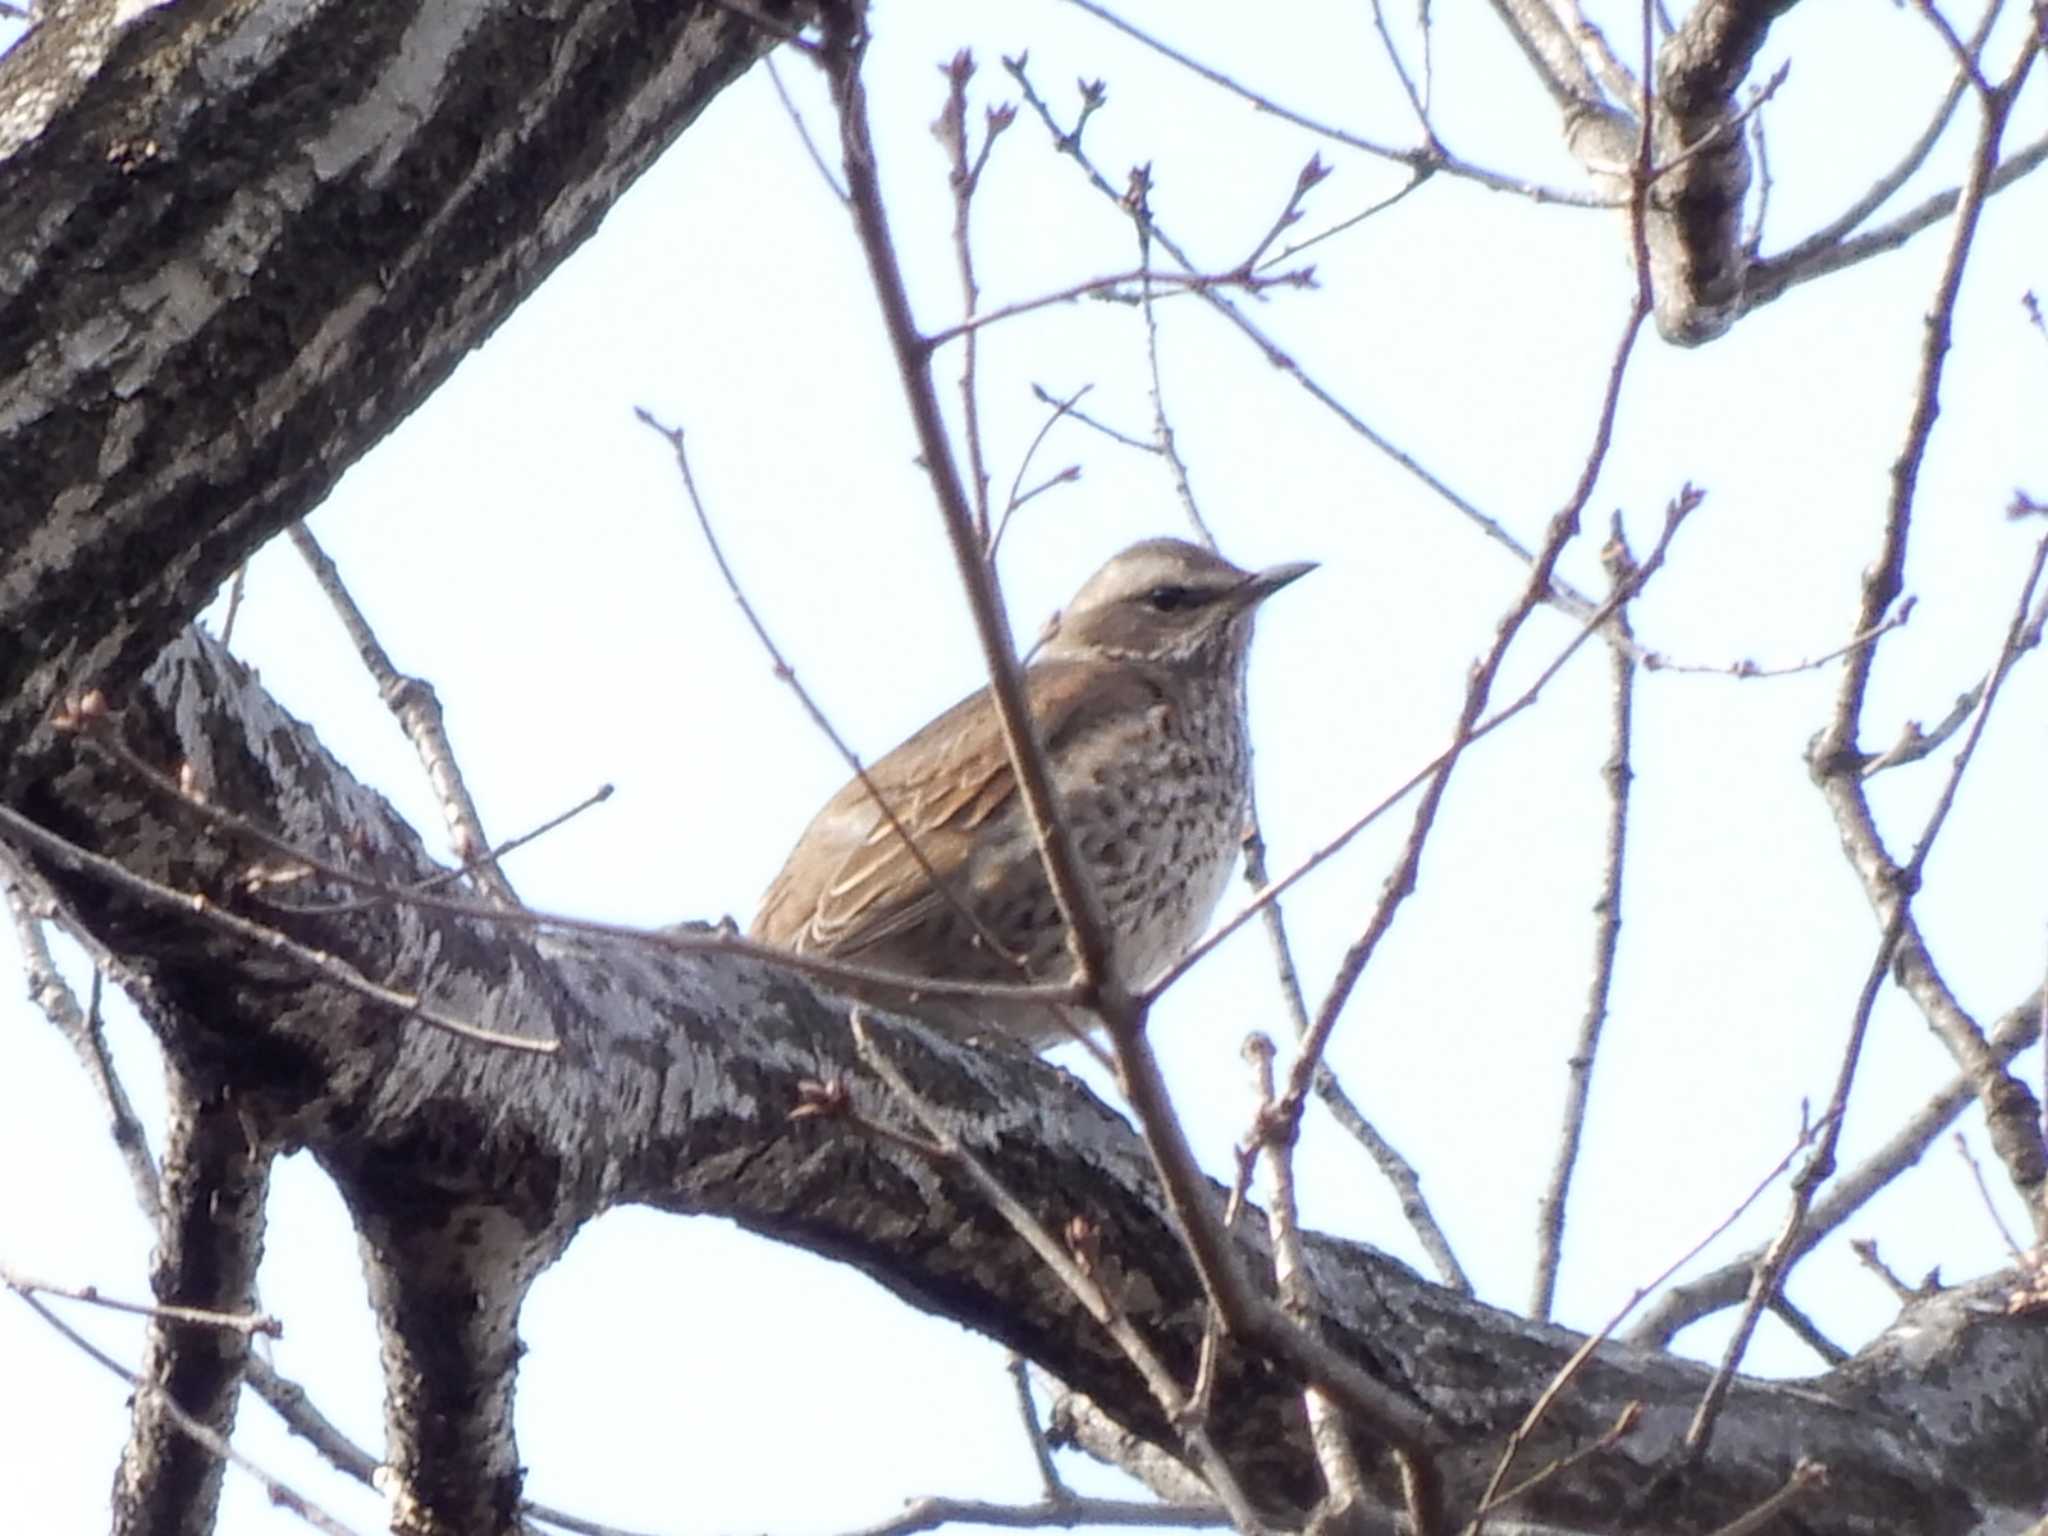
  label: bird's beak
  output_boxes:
[1240,559,1317,606]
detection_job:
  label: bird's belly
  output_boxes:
[1077,775,1244,991]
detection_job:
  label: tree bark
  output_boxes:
[4,2,2046,1533]
[9,629,2045,1533]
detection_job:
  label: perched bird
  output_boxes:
[753,538,1313,1046]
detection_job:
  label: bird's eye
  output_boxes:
[1144,585,1199,613]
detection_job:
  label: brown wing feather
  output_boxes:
[751,659,1165,963]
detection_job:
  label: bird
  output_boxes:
[752,538,1313,1047]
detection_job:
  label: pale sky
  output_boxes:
[5,1,2046,1531]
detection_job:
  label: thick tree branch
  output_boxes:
[3,628,2041,1533]
[0,0,801,786]
[111,1073,273,1536]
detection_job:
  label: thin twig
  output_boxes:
[0,1264,281,1337]
[992,384,1089,559]
[635,409,1037,978]
[10,1290,363,1536]
[1637,598,1913,679]
[1697,1459,1827,1536]
[0,799,558,1055]
[1765,1293,1850,1367]
[849,1013,1268,1536]
[1748,126,2048,311]
[829,1493,1228,1536]
[1630,999,2039,1344]
[1848,1237,1926,1302]
[1760,0,1993,272]
[1059,0,1603,205]
[1682,929,1901,1460]
[1915,0,1993,96]
[1259,174,1429,271]
[1006,1356,1067,1499]
[1243,1036,1369,1524]
[937,50,1001,546]
[1857,683,1982,777]
[1032,382,1158,453]
[1153,487,1698,1007]
[298,783,615,916]
[1954,1131,2027,1260]
[1312,1065,1471,1293]
[1001,55,1608,621]
[215,562,250,649]
[825,10,1121,1015]
[1530,519,1639,1322]
[64,649,1085,1020]
[763,53,848,202]
[920,262,1309,353]
[1471,1117,1816,1532]
[0,855,162,1221]
[288,524,522,908]
[1366,0,1439,135]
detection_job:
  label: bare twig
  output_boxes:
[1310,1065,1471,1293]
[1153,487,1698,1007]
[298,783,615,916]
[1697,1459,1827,1536]
[1915,0,1994,96]
[1126,182,1221,563]
[10,1290,363,1536]
[1767,1294,1850,1368]
[825,10,1120,1015]
[1059,0,1603,205]
[829,1493,1228,1536]
[1637,600,1914,680]
[1001,55,1608,621]
[635,408,1039,980]
[1683,931,1901,1460]
[937,50,1003,546]
[1748,128,2048,310]
[764,53,849,203]
[1760,0,1994,275]
[1855,683,1980,777]
[1530,520,1639,1322]
[992,384,1089,559]
[849,1013,1268,1535]
[0,799,559,1054]
[288,524,522,908]
[1006,1356,1066,1499]
[44,705,1090,1019]
[1631,999,2040,1343]
[920,263,1310,354]
[215,562,250,649]
[1,856,162,1220]
[1848,1237,1929,1302]
[0,1264,281,1337]
[1954,1131,2027,1260]
[1243,1036,1370,1526]
[1473,1118,1817,1532]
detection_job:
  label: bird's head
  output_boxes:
[1042,538,1316,668]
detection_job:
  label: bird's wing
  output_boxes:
[751,660,1163,964]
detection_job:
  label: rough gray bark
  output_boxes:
[12,630,2048,1535]
[1485,0,1795,343]
[5,1,2048,1534]
[112,1078,271,1536]
[0,0,792,747]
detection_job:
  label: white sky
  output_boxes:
[5,0,2047,1531]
